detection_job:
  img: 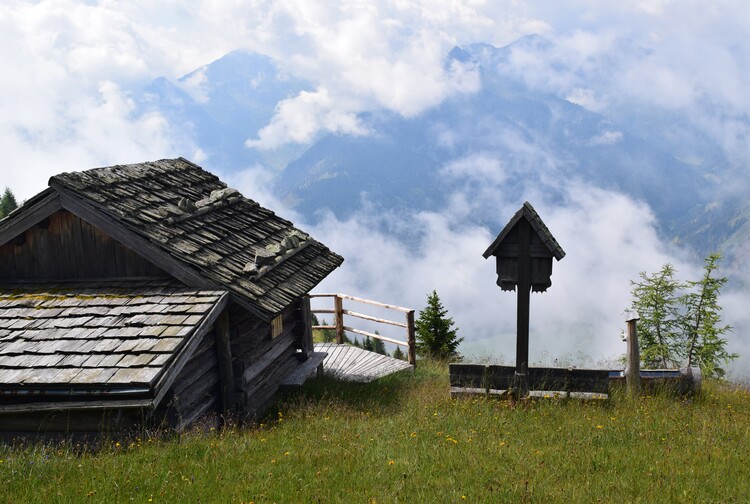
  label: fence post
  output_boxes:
[625,313,641,397]
[406,309,416,367]
[334,295,345,344]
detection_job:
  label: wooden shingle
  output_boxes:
[0,282,226,397]
[43,158,343,320]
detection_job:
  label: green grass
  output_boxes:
[2,362,750,503]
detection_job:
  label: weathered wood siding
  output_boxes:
[156,328,221,431]
[0,408,146,438]
[0,210,168,280]
[227,298,306,419]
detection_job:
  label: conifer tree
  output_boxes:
[681,253,737,377]
[629,264,683,368]
[628,254,736,377]
[0,187,18,219]
[415,290,463,360]
[362,336,374,351]
[372,332,387,355]
[392,346,406,361]
[318,317,336,343]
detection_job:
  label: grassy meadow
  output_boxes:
[1,361,749,503]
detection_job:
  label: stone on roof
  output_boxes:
[48,158,343,320]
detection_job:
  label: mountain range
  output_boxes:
[134,35,748,276]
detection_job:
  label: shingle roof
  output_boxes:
[48,158,343,320]
[0,280,226,401]
[483,201,565,260]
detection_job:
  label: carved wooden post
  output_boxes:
[334,295,345,344]
[625,313,641,397]
[406,309,416,366]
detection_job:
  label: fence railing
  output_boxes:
[307,293,416,366]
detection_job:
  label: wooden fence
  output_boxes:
[308,294,417,366]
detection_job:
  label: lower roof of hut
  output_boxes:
[0,279,226,412]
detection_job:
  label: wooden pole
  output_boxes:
[334,295,345,344]
[513,219,531,398]
[215,309,236,414]
[406,309,416,367]
[300,296,313,359]
[625,314,641,397]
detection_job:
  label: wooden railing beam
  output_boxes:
[343,326,408,347]
[342,309,407,328]
[308,292,417,368]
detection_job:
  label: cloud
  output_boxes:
[0,1,197,200]
[440,152,507,186]
[1,0,539,184]
[246,88,370,149]
[589,130,623,146]
[566,87,607,112]
[230,150,709,370]
[3,0,748,192]
[301,177,696,367]
[241,1,491,147]
[178,66,210,104]
[0,79,191,200]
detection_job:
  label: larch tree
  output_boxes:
[680,253,737,377]
[628,254,737,377]
[629,264,683,368]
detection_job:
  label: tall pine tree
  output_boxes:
[415,290,462,360]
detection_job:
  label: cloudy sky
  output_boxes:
[1,0,748,373]
[2,0,747,198]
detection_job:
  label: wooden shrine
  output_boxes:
[449,202,702,400]
[482,202,565,395]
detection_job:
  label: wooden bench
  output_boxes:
[280,352,327,388]
[450,364,610,400]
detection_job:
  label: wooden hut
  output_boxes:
[0,158,343,437]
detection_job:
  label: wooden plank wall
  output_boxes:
[154,328,222,431]
[227,299,306,420]
[0,210,168,280]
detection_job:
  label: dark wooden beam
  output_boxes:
[215,308,236,413]
[516,219,531,373]
[0,398,153,414]
[0,189,61,247]
[300,296,314,359]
